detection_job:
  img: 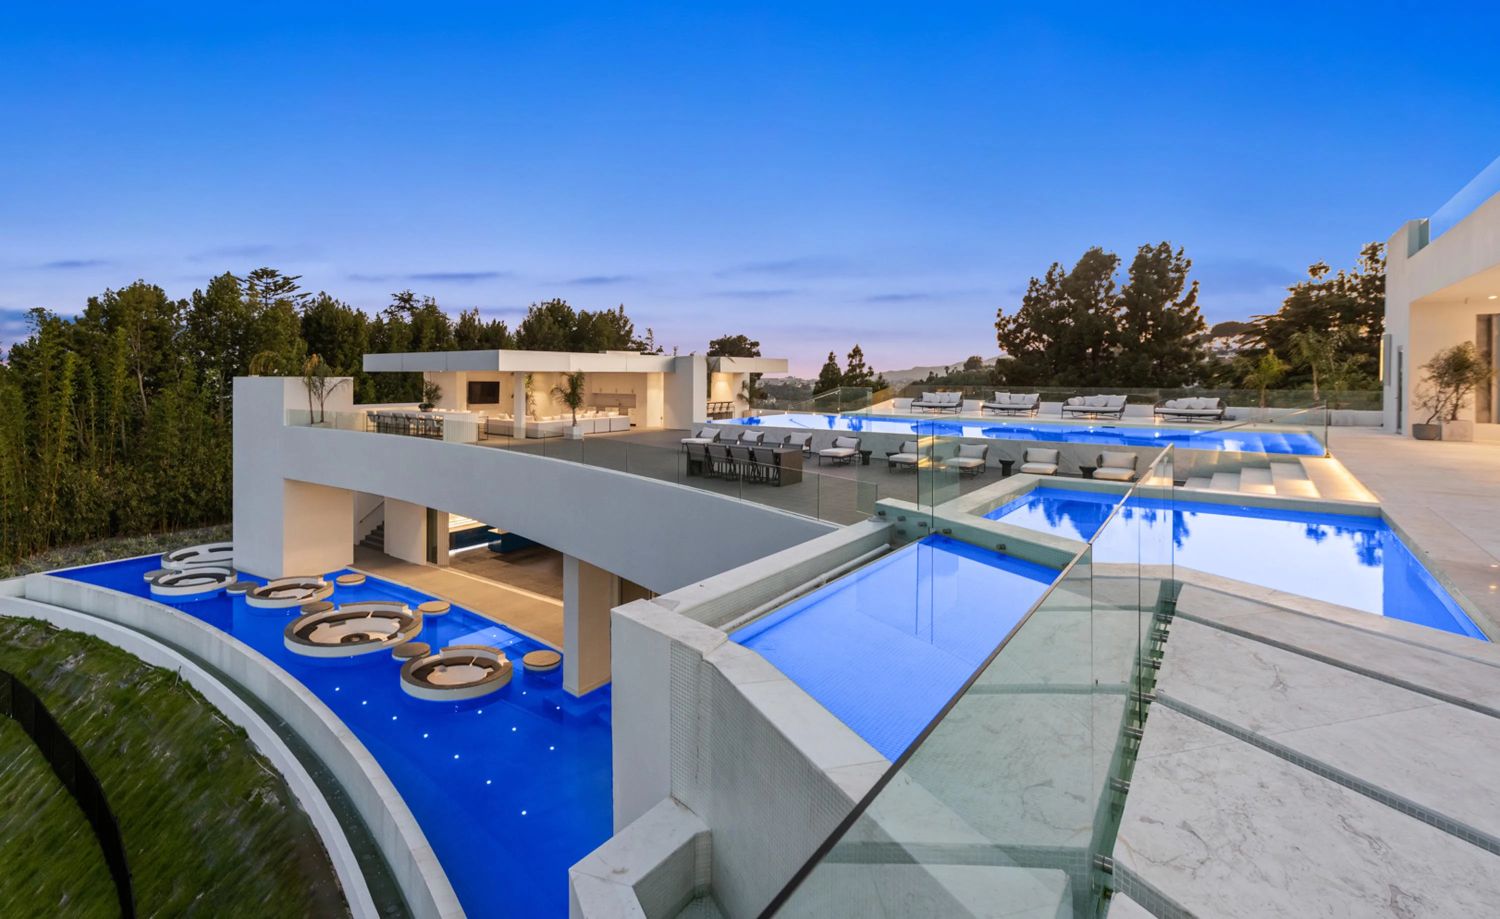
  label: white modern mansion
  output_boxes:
[1384,154,1500,436]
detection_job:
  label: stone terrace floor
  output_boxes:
[1329,427,1500,636]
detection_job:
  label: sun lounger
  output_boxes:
[910,391,963,413]
[886,439,921,471]
[981,392,1041,416]
[1092,451,1139,482]
[1061,394,1128,419]
[1019,447,1059,476]
[782,433,813,456]
[942,443,989,477]
[818,436,862,465]
[680,427,721,449]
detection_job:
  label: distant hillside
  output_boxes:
[878,356,1002,389]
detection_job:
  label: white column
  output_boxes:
[384,498,428,565]
[563,553,617,696]
[512,371,528,439]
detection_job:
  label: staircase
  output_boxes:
[1181,457,1375,503]
[359,523,385,553]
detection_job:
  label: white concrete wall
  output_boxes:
[0,592,379,919]
[664,356,707,429]
[234,376,833,588]
[21,573,461,918]
[384,498,429,565]
[564,554,618,696]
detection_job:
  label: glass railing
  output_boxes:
[765,448,1176,918]
[284,408,879,526]
[868,384,1379,414]
[1428,153,1500,244]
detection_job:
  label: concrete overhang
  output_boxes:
[362,349,680,374]
[708,356,790,374]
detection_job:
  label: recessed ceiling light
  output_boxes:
[1490,294,1498,300]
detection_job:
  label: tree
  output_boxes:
[962,355,985,372]
[1250,243,1385,387]
[707,334,761,358]
[453,307,512,350]
[185,272,252,420]
[300,354,349,424]
[1241,350,1289,408]
[816,351,843,392]
[244,268,309,376]
[843,344,874,387]
[995,247,1120,386]
[1112,243,1208,387]
[551,371,588,427]
[1417,342,1494,424]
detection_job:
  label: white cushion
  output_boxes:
[833,436,861,449]
[1099,451,1137,470]
[888,453,919,465]
[1093,467,1135,481]
[995,391,1008,403]
[957,444,987,459]
[944,457,985,469]
[820,447,857,458]
[922,392,937,403]
[1020,462,1058,475]
[947,392,963,404]
[1024,447,1059,464]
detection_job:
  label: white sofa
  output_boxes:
[981,392,1041,416]
[910,391,963,413]
[1061,395,1128,419]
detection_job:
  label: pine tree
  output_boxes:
[815,351,843,392]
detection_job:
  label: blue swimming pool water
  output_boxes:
[722,413,1324,455]
[731,535,1055,760]
[984,489,1486,640]
[986,486,1123,541]
[55,557,612,917]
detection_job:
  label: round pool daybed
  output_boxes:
[162,541,235,571]
[522,650,562,673]
[400,645,512,701]
[284,601,422,658]
[246,576,334,609]
[335,573,366,586]
[148,565,237,599]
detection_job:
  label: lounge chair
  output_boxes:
[782,433,813,456]
[1092,451,1139,482]
[1061,394,1128,419]
[886,439,921,471]
[910,391,963,413]
[1019,447,1060,476]
[818,436,862,466]
[943,443,989,477]
[1154,396,1226,422]
[981,392,1041,416]
[680,427,721,449]
[737,430,765,446]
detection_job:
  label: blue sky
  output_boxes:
[2,2,1497,375]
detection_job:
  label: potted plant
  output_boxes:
[418,379,442,413]
[552,370,587,439]
[1414,342,1494,441]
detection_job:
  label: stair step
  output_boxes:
[1237,467,1276,495]
[1269,462,1320,498]
[1184,476,1213,490]
[1208,471,1240,492]
[1299,457,1378,503]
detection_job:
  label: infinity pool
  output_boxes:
[987,488,1484,639]
[722,412,1324,455]
[56,557,612,918]
[731,535,1055,759]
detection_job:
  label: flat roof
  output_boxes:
[362,350,788,375]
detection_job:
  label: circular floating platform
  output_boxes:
[400,645,512,701]
[163,541,234,571]
[299,600,334,614]
[335,573,366,586]
[284,601,421,658]
[225,581,256,595]
[147,566,236,599]
[246,576,333,609]
[522,650,562,673]
[416,599,451,616]
[392,641,430,661]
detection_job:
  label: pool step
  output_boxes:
[1299,457,1378,503]
[1237,467,1276,495]
[1269,461,1320,498]
[1184,475,1214,490]
[1208,471,1240,492]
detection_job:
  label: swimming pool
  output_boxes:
[731,535,1055,760]
[987,489,1484,640]
[722,413,1324,455]
[55,557,612,918]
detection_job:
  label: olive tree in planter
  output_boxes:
[300,354,349,425]
[1414,342,1494,441]
[418,379,442,412]
[552,371,587,439]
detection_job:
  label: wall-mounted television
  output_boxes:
[467,380,500,405]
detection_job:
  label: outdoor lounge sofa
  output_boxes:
[818,436,862,465]
[981,392,1041,416]
[1092,451,1139,482]
[1061,394,1128,419]
[910,391,964,413]
[942,443,989,477]
[1154,396,1226,422]
[1019,447,1059,476]
[886,439,921,471]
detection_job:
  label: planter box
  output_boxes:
[1441,419,1475,442]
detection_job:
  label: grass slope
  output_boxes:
[0,617,349,918]
[0,523,232,580]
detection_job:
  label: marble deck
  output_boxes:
[1114,583,1500,917]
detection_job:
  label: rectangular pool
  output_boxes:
[983,489,1485,640]
[721,412,1324,455]
[54,557,612,918]
[731,535,1056,760]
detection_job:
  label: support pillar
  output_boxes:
[563,554,617,696]
[384,498,429,565]
[512,371,528,439]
